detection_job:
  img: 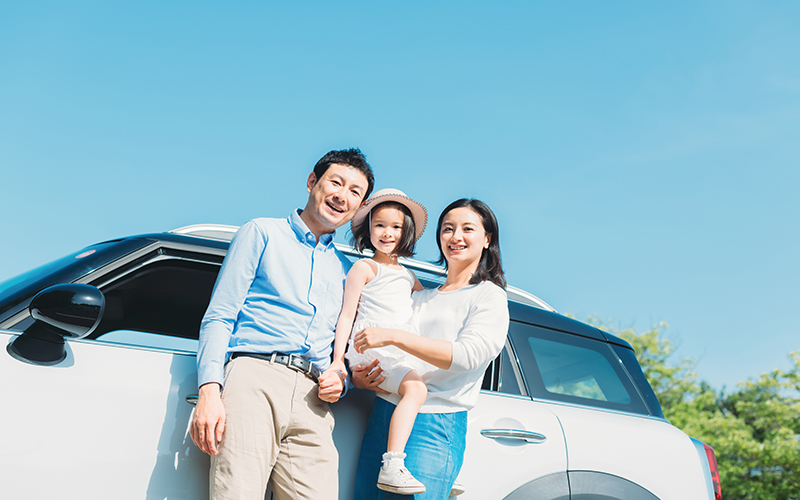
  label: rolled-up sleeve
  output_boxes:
[449,286,510,373]
[196,221,267,387]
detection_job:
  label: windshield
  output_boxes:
[0,248,99,299]
[0,238,151,322]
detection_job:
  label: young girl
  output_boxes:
[328,188,429,495]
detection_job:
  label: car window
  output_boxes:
[481,342,524,396]
[87,259,219,344]
[510,321,650,415]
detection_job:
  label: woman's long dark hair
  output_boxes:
[435,199,506,289]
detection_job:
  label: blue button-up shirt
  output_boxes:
[196,210,351,387]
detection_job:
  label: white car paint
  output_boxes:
[543,401,709,499]
[1,331,208,500]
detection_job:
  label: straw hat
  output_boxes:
[350,188,428,241]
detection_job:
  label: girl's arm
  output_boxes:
[330,260,375,371]
[354,285,509,372]
[354,327,453,370]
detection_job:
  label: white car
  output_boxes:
[0,224,721,500]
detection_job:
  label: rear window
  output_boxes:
[510,321,651,416]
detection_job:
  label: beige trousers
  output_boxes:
[210,356,338,500]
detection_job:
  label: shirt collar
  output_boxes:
[289,209,335,248]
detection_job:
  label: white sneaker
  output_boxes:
[449,480,465,497]
[377,459,426,495]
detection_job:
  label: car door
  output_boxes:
[458,342,569,500]
[508,320,709,500]
[1,246,222,499]
[1,333,208,500]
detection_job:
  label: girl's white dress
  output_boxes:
[345,259,422,394]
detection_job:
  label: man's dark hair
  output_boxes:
[351,201,417,258]
[435,198,506,289]
[313,148,375,201]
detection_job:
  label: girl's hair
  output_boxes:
[435,198,507,289]
[350,201,418,257]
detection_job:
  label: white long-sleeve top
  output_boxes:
[379,280,510,413]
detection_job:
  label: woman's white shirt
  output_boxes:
[378,280,509,413]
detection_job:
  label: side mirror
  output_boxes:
[6,284,105,365]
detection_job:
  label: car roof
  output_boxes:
[168,224,557,312]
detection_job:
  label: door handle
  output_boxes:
[186,395,198,406]
[480,428,547,444]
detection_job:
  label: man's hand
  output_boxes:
[189,383,226,456]
[318,368,345,403]
[351,359,390,394]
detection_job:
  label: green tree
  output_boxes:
[588,319,800,500]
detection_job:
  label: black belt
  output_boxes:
[230,352,321,383]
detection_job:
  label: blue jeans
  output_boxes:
[353,397,467,500]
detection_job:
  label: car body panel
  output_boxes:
[460,391,568,499]
[1,331,208,500]
[547,402,708,499]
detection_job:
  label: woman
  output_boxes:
[352,198,510,499]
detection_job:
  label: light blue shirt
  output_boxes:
[197,210,351,387]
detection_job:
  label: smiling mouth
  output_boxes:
[448,245,466,251]
[326,200,345,214]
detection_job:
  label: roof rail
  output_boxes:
[170,224,238,242]
[169,225,556,312]
[334,244,555,312]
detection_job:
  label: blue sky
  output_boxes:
[1,1,798,390]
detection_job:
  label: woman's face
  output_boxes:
[439,207,490,268]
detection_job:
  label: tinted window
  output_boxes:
[481,343,524,396]
[88,259,219,342]
[510,321,650,415]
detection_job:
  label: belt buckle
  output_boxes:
[286,353,302,373]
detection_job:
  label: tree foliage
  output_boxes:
[588,319,800,500]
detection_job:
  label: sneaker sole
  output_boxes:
[377,482,426,495]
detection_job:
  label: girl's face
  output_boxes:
[370,205,405,257]
[439,207,490,268]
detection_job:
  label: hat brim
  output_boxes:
[350,192,428,242]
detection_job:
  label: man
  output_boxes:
[190,148,375,500]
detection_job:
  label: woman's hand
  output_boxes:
[353,326,395,353]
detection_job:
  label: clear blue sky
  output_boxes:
[1,1,798,390]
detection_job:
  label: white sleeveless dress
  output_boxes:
[345,259,421,394]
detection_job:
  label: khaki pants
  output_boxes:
[210,356,338,500]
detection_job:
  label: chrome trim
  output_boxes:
[478,390,532,401]
[505,340,529,397]
[480,428,547,444]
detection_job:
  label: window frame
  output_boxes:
[508,320,652,416]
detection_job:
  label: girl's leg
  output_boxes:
[387,370,427,453]
[354,397,467,500]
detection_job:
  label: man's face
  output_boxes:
[304,163,369,234]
